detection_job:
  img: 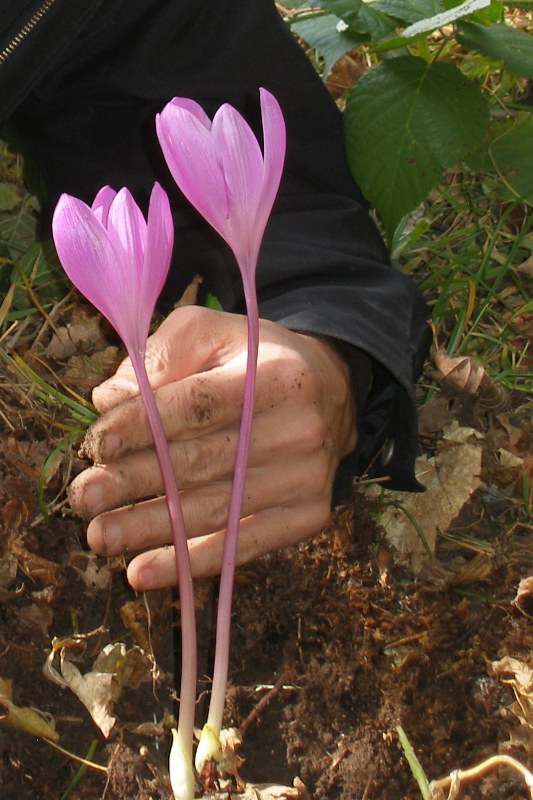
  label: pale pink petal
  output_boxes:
[258,88,286,227]
[91,185,117,226]
[142,182,174,319]
[156,100,230,238]
[211,103,263,260]
[106,188,146,271]
[52,194,124,334]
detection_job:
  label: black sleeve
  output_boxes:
[3,0,431,495]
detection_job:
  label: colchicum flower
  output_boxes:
[52,184,196,800]
[157,88,286,778]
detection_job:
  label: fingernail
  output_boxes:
[100,433,122,461]
[103,521,122,552]
[138,567,156,589]
[84,483,104,513]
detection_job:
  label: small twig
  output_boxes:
[430,754,533,799]
[240,673,287,736]
[43,737,108,773]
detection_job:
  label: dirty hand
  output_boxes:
[68,305,357,588]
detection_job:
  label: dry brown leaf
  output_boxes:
[198,777,310,800]
[492,655,533,728]
[44,640,151,737]
[419,350,511,435]
[517,254,533,278]
[366,423,483,572]
[45,309,103,359]
[513,576,533,619]
[0,676,59,741]
[70,550,110,591]
[8,537,59,585]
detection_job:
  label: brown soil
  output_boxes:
[0,325,531,800]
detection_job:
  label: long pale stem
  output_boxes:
[130,352,197,756]
[206,281,259,737]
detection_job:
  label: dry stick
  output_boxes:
[43,738,108,773]
[429,754,533,797]
[239,673,287,736]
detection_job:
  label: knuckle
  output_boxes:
[190,486,229,532]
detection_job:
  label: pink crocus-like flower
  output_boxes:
[157,89,286,776]
[52,183,173,357]
[52,183,196,799]
[156,88,286,287]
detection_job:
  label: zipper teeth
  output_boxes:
[0,0,57,64]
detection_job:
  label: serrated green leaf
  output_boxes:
[0,183,19,212]
[370,0,444,24]
[457,21,533,78]
[467,115,533,203]
[344,56,489,239]
[311,0,363,25]
[0,198,39,260]
[10,240,64,309]
[292,15,367,77]
[468,0,503,24]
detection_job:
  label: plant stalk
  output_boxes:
[206,281,259,738]
[131,352,197,759]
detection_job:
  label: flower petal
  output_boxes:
[141,182,174,336]
[211,103,264,261]
[258,88,286,229]
[156,99,230,239]
[52,194,124,334]
[91,185,117,226]
[106,187,146,271]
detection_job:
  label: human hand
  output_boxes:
[68,306,357,589]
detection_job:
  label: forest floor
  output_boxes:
[0,289,531,800]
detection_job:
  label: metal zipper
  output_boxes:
[0,0,57,64]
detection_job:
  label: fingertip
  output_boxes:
[127,550,177,591]
[92,376,138,412]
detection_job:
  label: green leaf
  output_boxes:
[0,183,19,212]
[457,21,533,78]
[10,240,64,309]
[292,15,368,77]
[370,0,444,24]
[349,5,397,39]
[0,196,39,260]
[468,0,503,24]
[344,56,489,239]
[311,0,363,25]
[400,0,493,37]
[467,114,533,203]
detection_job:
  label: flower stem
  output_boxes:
[130,352,197,758]
[206,283,259,739]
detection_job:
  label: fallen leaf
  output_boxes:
[366,423,483,572]
[513,576,533,619]
[70,550,110,591]
[49,641,152,737]
[492,655,533,728]
[419,354,514,435]
[0,676,59,741]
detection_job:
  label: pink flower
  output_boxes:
[156,88,286,776]
[156,88,285,282]
[53,183,197,799]
[52,183,173,356]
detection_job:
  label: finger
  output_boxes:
[126,500,331,588]
[70,403,324,517]
[92,306,246,412]
[81,336,313,464]
[85,449,332,558]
